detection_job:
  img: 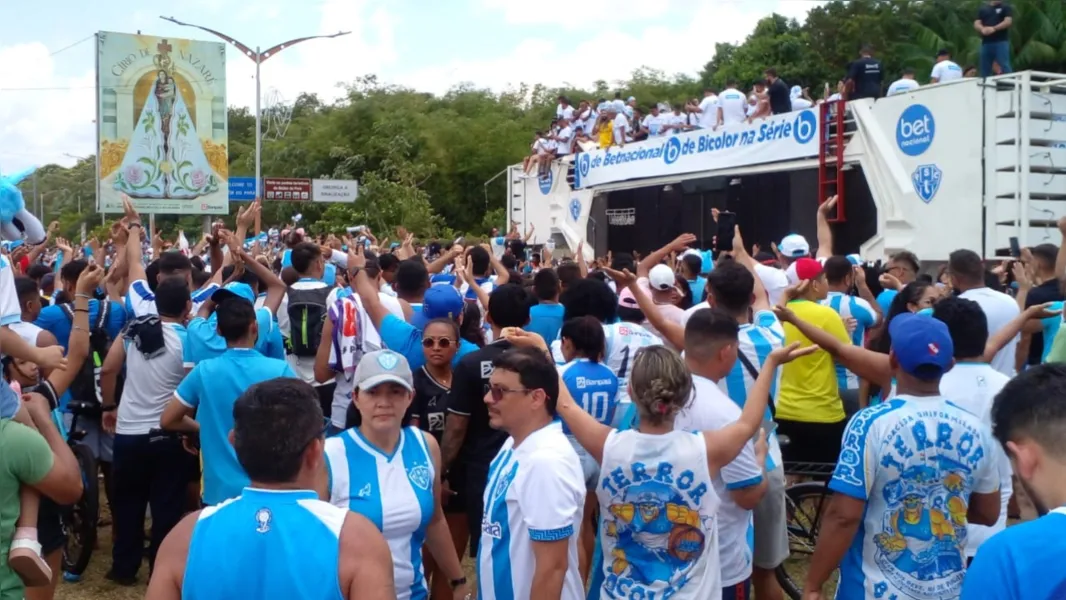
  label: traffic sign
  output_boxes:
[312,179,358,203]
[229,177,259,201]
[263,178,311,202]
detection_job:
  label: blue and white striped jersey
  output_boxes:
[821,291,879,390]
[183,488,344,600]
[324,426,435,600]
[552,321,662,427]
[558,359,620,431]
[718,309,785,471]
[126,278,217,319]
[478,422,585,600]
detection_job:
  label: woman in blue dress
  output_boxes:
[323,350,469,600]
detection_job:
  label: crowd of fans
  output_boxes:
[0,183,1061,600]
[524,0,1018,180]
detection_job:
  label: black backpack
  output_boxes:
[287,286,331,357]
[60,301,114,408]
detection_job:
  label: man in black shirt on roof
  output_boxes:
[975,0,1013,76]
[764,68,791,115]
[845,44,884,100]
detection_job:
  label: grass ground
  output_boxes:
[54,523,143,600]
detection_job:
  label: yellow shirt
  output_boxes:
[597,120,613,148]
[776,299,852,423]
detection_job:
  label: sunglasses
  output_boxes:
[302,417,332,450]
[422,337,455,349]
[487,384,532,403]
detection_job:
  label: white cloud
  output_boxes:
[0,0,398,172]
[172,0,399,114]
[0,43,97,171]
[0,0,825,172]
[481,0,668,28]
[395,1,822,95]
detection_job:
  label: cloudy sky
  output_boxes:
[0,0,825,173]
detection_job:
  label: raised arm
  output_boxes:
[703,343,815,472]
[816,195,837,259]
[485,244,511,286]
[122,196,148,283]
[772,302,892,386]
[732,225,770,313]
[605,268,685,350]
[236,244,285,314]
[637,234,696,278]
[350,248,392,333]
[575,241,589,278]
[503,328,612,463]
[47,264,103,398]
[984,302,1060,363]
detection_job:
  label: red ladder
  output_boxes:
[817,98,847,222]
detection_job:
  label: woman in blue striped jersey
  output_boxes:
[324,350,469,600]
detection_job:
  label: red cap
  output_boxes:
[792,257,824,281]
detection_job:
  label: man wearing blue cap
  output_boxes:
[803,312,1003,600]
[160,289,296,506]
[183,250,286,366]
[350,253,478,370]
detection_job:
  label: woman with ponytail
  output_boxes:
[502,331,812,599]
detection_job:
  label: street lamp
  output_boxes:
[159,16,350,231]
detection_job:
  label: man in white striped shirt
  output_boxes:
[819,256,881,415]
[683,259,790,600]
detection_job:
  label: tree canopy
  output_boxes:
[23,0,1066,243]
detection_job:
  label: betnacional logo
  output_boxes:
[538,168,553,195]
[897,104,936,156]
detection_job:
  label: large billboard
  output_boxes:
[97,31,228,215]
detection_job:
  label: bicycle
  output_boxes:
[774,436,840,600]
[59,401,100,580]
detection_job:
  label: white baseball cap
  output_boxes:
[779,234,811,258]
[648,264,679,293]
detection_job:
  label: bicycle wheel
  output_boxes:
[775,481,835,599]
[62,443,99,576]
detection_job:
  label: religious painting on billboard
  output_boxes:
[97,31,228,214]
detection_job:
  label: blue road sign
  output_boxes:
[229,177,259,201]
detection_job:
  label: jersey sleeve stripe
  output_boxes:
[529,524,574,542]
[725,475,764,490]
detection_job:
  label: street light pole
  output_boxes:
[159,16,350,232]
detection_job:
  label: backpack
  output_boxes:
[60,301,115,408]
[287,286,332,357]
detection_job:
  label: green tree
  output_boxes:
[23,0,1066,245]
[702,14,830,93]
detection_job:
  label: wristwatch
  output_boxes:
[450,576,466,589]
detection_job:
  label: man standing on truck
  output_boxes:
[976,0,1013,77]
[844,44,883,100]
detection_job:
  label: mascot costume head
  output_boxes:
[0,167,47,245]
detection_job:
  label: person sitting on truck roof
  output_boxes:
[887,67,920,96]
[931,49,964,84]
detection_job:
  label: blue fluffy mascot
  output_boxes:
[0,167,47,245]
